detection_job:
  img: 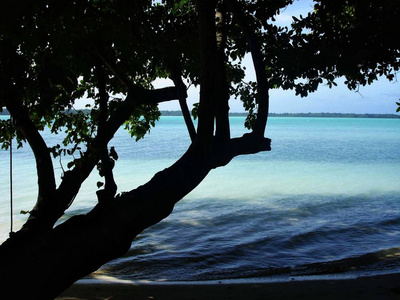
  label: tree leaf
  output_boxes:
[96,181,104,188]
[109,146,118,161]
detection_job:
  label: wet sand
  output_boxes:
[57,273,400,299]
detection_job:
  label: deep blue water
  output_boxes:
[1,116,400,281]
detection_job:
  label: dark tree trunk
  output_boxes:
[0,136,271,299]
[0,2,271,299]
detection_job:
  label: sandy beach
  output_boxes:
[57,273,400,300]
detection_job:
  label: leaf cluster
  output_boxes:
[272,0,400,96]
[124,104,161,141]
[0,0,180,150]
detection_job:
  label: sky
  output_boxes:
[156,0,399,114]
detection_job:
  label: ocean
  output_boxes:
[1,115,400,282]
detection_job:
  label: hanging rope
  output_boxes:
[9,116,13,236]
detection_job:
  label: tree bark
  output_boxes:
[4,93,59,233]
[0,131,271,299]
[0,3,272,299]
[169,68,197,142]
[196,0,218,141]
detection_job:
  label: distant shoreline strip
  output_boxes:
[160,111,399,119]
[1,108,398,119]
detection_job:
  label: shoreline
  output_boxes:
[57,272,400,299]
[2,111,399,119]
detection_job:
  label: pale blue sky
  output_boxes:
[157,0,399,114]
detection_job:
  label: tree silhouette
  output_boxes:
[0,0,399,299]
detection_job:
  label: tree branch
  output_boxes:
[21,83,179,231]
[214,4,231,141]
[95,63,117,202]
[140,87,180,105]
[227,0,270,137]
[4,90,57,231]
[196,0,217,141]
[196,0,231,142]
[173,75,197,141]
[7,105,56,198]
[48,84,180,218]
[1,41,57,206]
[230,133,271,157]
[0,125,272,300]
[166,56,197,141]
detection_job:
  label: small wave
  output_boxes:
[178,247,400,281]
[289,247,400,277]
[93,193,400,282]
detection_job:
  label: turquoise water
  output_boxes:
[1,116,400,281]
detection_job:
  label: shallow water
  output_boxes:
[1,115,400,280]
